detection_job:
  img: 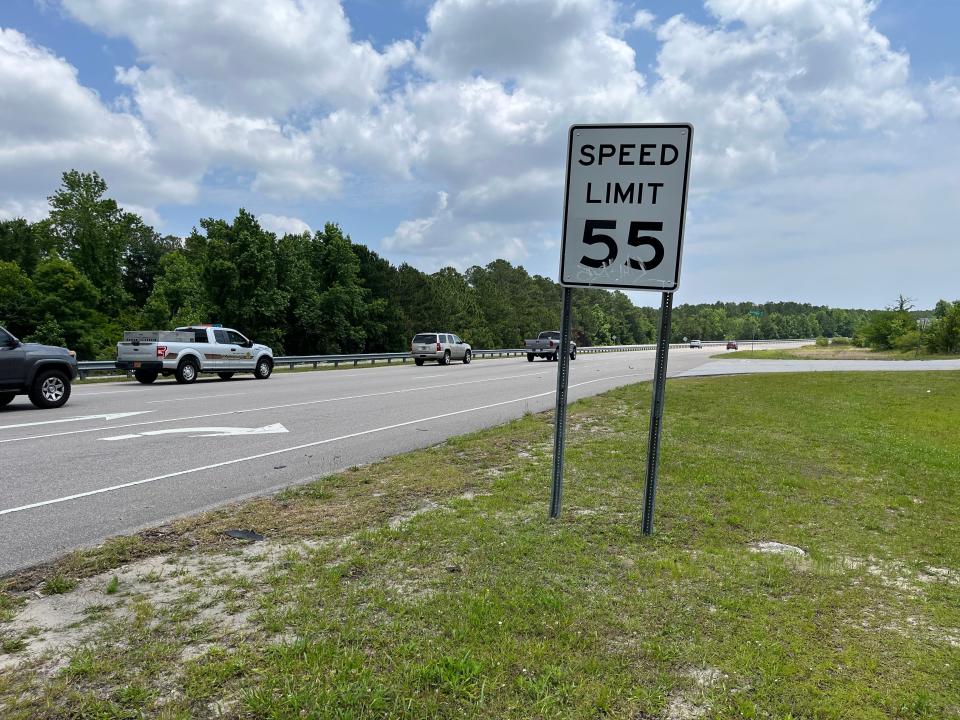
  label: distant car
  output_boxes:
[689,339,703,349]
[0,325,78,409]
[410,333,471,366]
[726,341,738,350]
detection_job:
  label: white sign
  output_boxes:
[100,423,288,441]
[560,124,693,291]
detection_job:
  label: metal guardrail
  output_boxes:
[76,339,812,378]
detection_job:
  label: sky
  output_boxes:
[0,0,958,310]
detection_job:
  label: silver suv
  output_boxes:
[411,333,472,366]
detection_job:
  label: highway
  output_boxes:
[1,345,791,575]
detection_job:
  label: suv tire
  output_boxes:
[570,349,576,360]
[134,369,159,384]
[439,350,450,366]
[463,350,471,364]
[414,358,424,366]
[254,357,273,379]
[0,392,14,408]
[175,358,199,384]
[527,353,534,362]
[29,369,71,409]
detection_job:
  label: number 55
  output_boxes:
[579,220,664,271]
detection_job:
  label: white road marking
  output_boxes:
[101,423,288,441]
[0,371,550,444]
[0,411,151,431]
[70,389,146,396]
[146,393,248,404]
[0,372,644,516]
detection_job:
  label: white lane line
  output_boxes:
[0,371,548,445]
[0,411,151,431]
[0,372,644,516]
[146,393,249,404]
[71,388,146,397]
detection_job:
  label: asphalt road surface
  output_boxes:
[1,344,796,575]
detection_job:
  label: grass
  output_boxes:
[2,371,959,718]
[720,344,960,360]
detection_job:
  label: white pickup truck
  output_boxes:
[116,325,274,384]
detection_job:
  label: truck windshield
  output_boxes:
[412,334,436,344]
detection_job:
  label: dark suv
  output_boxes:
[0,326,78,409]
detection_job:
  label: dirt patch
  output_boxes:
[747,541,806,556]
[0,539,314,673]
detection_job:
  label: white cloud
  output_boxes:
[382,190,534,270]
[0,28,188,220]
[116,67,342,200]
[926,77,960,120]
[62,0,413,116]
[630,9,656,30]
[257,213,312,236]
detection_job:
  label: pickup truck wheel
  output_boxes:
[134,369,158,384]
[527,353,534,362]
[0,392,15,408]
[462,350,471,364]
[551,353,558,362]
[217,372,235,380]
[439,350,450,366]
[254,357,273,379]
[29,369,71,409]
[175,359,198,384]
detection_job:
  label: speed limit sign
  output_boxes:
[559,124,693,291]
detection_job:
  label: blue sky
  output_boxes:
[1,0,958,309]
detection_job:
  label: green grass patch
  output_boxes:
[2,371,959,718]
[721,344,960,360]
[39,575,76,595]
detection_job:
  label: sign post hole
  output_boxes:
[551,123,693,530]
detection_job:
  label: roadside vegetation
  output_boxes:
[857,295,960,356]
[721,343,960,361]
[2,170,893,360]
[2,371,958,718]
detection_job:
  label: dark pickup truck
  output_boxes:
[0,326,79,409]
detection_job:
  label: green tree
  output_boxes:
[32,256,100,356]
[123,226,180,306]
[24,317,66,348]
[47,170,134,312]
[303,224,370,353]
[925,301,960,354]
[0,218,41,275]
[0,260,39,337]
[143,251,212,328]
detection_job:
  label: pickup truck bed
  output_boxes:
[523,331,576,362]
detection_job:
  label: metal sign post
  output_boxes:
[549,287,574,518]
[749,309,763,351]
[552,123,693,527]
[642,291,673,534]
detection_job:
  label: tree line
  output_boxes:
[859,294,960,355]
[0,170,922,360]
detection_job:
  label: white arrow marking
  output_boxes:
[100,423,289,441]
[0,411,152,431]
